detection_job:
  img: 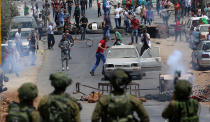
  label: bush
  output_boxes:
[1,0,19,43]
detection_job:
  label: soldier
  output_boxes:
[162,80,199,122]
[91,69,150,122]
[6,83,40,122]
[59,34,72,71]
[38,72,81,122]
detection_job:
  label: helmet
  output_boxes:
[50,72,72,89]
[109,69,132,91]
[174,80,192,100]
[18,83,38,101]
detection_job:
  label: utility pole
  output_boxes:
[0,0,2,65]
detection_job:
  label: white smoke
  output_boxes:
[167,50,186,76]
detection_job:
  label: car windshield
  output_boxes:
[192,20,200,27]
[200,26,209,32]
[107,48,138,58]
[202,42,210,51]
[8,31,30,40]
[11,21,34,29]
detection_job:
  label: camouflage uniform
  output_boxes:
[162,80,199,122]
[91,69,150,122]
[38,72,81,122]
[6,83,40,122]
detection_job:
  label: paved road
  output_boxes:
[35,1,210,122]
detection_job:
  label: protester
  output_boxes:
[140,3,147,25]
[114,5,120,28]
[97,0,102,17]
[15,28,22,57]
[175,21,182,41]
[48,22,56,49]
[103,14,111,40]
[174,1,180,22]
[89,0,92,8]
[130,15,140,44]
[37,14,43,41]
[67,0,73,17]
[123,7,130,34]
[160,5,171,27]
[24,2,29,16]
[28,30,39,65]
[81,0,86,15]
[113,28,122,45]
[118,3,123,27]
[58,9,64,27]
[80,14,88,41]
[140,29,151,56]
[74,4,81,28]
[192,28,200,46]
[147,6,153,25]
[185,0,191,16]
[90,36,109,76]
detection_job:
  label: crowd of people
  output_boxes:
[2,0,210,122]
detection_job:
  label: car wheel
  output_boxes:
[197,59,203,70]
[138,73,143,80]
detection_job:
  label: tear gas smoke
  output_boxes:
[167,50,186,76]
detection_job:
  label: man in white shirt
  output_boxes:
[47,22,55,49]
[114,5,120,28]
[15,28,22,57]
[117,3,123,27]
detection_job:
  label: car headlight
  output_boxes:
[105,64,114,68]
[131,63,139,67]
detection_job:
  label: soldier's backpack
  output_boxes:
[175,99,199,122]
[45,94,74,122]
[6,102,35,122]
[106,94,134,122]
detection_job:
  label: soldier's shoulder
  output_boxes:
[98,95,109,105]
[38,95,49,107]
[128,94,142,103]
[30,109,40,122]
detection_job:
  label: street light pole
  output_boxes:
[0,0,2,65]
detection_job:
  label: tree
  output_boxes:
[1,0,19,43]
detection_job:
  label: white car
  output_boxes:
[104,45,161,79]
[197,24,210,39]
[7,28,35,56]
[192,40,210,69]
[186,17,210,31]
[10,16,37,30]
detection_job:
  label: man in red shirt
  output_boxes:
[90,36,109,76]
[130,15,140,44]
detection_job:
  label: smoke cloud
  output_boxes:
[167,50,186,76]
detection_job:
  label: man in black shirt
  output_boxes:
[74,4,80,28]
[80,0,86,15]
[80,14,88,41]
[66,0,73,17]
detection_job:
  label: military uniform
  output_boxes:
[38,72,81,122]
[162,80,199,122]
[6,83,40,122]
[91,69,149,122]
[59,36,72,70]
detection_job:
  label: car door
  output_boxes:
[140,47,162,72]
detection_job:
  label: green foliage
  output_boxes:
[1,0,19,42]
